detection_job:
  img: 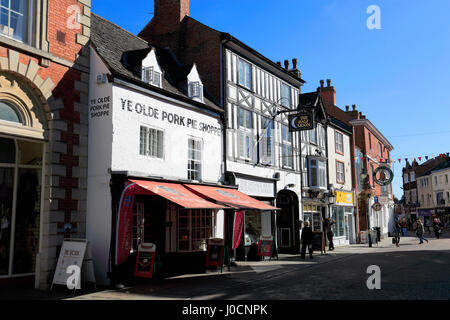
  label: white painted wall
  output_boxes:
[87,47,225,285]
[327,126,352,191]
[87,47,114,285]
[111,85,223,183]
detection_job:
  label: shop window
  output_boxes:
[282,124,293,168]
[244,211,262,246]
[331,207,345,238]
[178,209,214,252]
[303,205,322,232]
[0,137,42,277]
[0,0,31,43]
[238,58,252,90]
[139,126,164,159]
[187,137,202,181]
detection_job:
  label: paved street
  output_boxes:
[62,232,449,300]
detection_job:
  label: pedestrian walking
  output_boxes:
[323,218,335,251]
[415,219,429,244]
[424,217,432,235]
[393,219,401,247]
[401,218,407,236]
[301,221,313,259]
[432,218,441,239]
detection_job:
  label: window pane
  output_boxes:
[0,168,14,275]
[245,63,252,89]
[10,10,26,42]
[0,101,21,123]
[13,168,41,274]
[0,138,15,163]
[311,167,317,186]
[11,0,27,13]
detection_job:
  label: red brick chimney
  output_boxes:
[318,79,336,109]
[145,0,190,36]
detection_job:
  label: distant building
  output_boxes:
[345,105,395,239]
[415,157,450,224]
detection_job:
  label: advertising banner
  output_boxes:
[115,182,138,265]
[233,210,245,249]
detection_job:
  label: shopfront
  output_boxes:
[331,190,356,246]
[0,72,50,287]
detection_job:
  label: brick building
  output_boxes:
[344,105,395,239]
[0,0,91,289]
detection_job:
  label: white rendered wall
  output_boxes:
[111,85,223,183]
[87,47,114,285]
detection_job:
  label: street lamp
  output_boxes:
[360,168,372,247]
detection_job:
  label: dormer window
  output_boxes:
[142,66,161,87]
[188,81,203,101]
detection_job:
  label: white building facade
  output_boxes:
[224,44,304,255]
[326,119,357,245]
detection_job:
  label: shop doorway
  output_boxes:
[0,137,44,281]
[276,190,299,253]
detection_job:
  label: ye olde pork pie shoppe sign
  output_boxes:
[121,96,221,136]
[89,94,222,137]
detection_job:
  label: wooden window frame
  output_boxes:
[336,160,345,184]
[335,130,344,155]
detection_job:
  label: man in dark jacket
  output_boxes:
[301,221,313,259]
[324,218,335,251]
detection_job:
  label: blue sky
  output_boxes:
[92,0,450,198]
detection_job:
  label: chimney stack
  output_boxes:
[292,58,298,70]
[284,60,289,70]
[154,0,190,29]
[345,105,349,111]
[352,104,356,111]
[276,61,281,67]
[318,79,336,109]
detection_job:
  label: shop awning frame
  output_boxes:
[184,184,280,211]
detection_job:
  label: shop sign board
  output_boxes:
[235,177,274,198]
[335,191,353,205]
[311,232,325,254]
[378,196,390,204]
[52,239,95,290]
[257,236,273,257]
[206,238,225,267]
[134,243,156,278]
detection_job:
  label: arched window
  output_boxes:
[0,100,22,123]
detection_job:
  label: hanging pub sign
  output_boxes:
[134,243,156,278]
[288,112,314,132]
[373,166,394,186]
[372,203,383,212]
[257,236,273,257]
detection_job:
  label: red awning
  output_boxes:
[129,180,227,209]
[184,184,279,210]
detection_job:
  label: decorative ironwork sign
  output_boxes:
[288,112,314,132]
[373,166,394,186]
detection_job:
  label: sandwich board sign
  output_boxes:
[51,239,96,291]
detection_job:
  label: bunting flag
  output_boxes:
[418,157,422,161]
[425,156,429,160]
